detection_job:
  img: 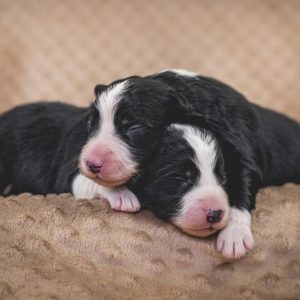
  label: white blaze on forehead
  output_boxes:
[80,79,137,177]
[95,80,128,137]
[160,68,199,77]
[172,124,218,186]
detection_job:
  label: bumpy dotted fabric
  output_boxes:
[0,185,299,300]
[0,1,300,299]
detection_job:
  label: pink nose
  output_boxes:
[85,159,103,174]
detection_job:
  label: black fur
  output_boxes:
[0,102,88,194]
[105,77,193,166]
[123,71,300,214]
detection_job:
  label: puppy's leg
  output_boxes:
[217,208,254,258]
[215,146,260,258]
[72,174,140,212]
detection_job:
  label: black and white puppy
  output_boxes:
[132,124,232,240]
[75,76,193,211]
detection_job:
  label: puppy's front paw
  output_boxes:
[106,188,141,212]
[216,208,254,258]
[217,224,254,258]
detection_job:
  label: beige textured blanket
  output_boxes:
[0,0,300,299]
[0,185,299,299]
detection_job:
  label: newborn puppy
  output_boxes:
[74,78,193,211]
[0,100,140,212]
[130,124,231,239]
[0,75,190,213]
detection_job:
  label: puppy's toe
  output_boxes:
[107,188,141,212]
[217,224,254,259]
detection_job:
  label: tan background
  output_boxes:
[0,0,300,120]
[0,1,300,299]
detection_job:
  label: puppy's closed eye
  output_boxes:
[126,125,146,143]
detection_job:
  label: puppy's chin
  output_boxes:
[178,226,219,237]
[91,176,129,187]
[173,220,229,237]
[80,167,135,187]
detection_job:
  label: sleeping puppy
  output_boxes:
[131,124,231,239]
[74,77,194,211]
[0,76,191,212]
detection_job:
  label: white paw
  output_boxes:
[216,208,254,258]
[105,188,141,212]
[217,224,254,258]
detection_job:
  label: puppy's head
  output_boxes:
[80,76,192,187]
[132,124,230,237]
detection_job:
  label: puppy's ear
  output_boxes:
[94,84,107,96]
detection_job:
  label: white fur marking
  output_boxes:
[171,124,228,222]
[72,174,140,212]
[161,69,199,77]
[72,174,103,200]
[95,81,127,138]
[217,208,254,258]
[91,80,137,173]
[179,125,218,187]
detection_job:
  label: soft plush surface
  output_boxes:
[0,185,299,300]
[0,0,300,299]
